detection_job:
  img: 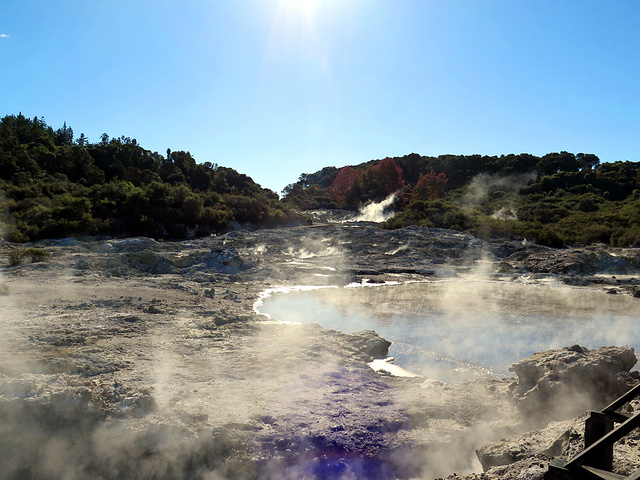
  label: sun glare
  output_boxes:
[262,0,351,84]
[283,0,322,14]
[277,0,342,20]
[267,0,334,60]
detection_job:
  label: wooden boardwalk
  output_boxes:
[545,383,640,480]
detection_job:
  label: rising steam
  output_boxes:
[354,193,397,223]
[462,172,538,205]
[460,171,538,219]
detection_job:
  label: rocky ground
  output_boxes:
[1,219,639,479]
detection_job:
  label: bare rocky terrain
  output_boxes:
[1,220,639,480]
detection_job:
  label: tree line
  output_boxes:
[3,113,639,248]
[283,152,640,247]
[0,114,300,242]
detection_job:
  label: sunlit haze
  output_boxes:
[2,0,639,194]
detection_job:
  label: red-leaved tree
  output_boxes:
[329,166,361,205]
[371,157,405,195]
[412,171,449,201]
[359,157,405,201]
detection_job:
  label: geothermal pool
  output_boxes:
[258,280,640,381]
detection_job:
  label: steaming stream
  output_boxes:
[258,280,640,381]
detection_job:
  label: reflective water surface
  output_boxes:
[258,280,640,381]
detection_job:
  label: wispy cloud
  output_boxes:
[0,34,9,38]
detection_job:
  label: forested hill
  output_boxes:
[282,152,640,247]
[4,113,639,248]
[0,114,301,242]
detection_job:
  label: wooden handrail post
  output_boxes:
[584,411,615,470]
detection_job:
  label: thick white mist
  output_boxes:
[354,194,397,222]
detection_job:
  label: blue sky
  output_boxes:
[2,0,639,194]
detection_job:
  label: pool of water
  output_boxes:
[257,280,640,381]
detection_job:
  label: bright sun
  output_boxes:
[266,0,345,68]
[285,0,322,9]
[279,0,335,19]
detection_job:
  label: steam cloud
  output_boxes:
[460,171,538,220]
[354,193,397,223]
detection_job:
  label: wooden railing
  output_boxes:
[545,383,640,480]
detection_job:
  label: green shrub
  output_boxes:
[611,226,640,247]
[24,247,52,262]
[534,228,565,248]
[8,249,23,265]
[8,247,52,265]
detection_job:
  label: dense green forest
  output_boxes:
[282,152,640,247]
[0,114,301,242]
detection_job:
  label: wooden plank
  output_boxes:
[604,411,631,423]
[602,383,640,414]
[626,468,640,480]
[544,464,574,480]
[581,466,625,480]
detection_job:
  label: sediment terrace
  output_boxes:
[1,222,639,479]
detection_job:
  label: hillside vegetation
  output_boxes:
[0,114,300,242]
[282,152,640,247]
[3,114,639,248]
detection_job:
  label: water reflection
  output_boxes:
[257,280,640,382]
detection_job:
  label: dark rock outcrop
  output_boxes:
[127,249,174,274]
[200,248,246,274]
[521,252,595,274]
[346,330,392,360]
[506,245,640,277]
